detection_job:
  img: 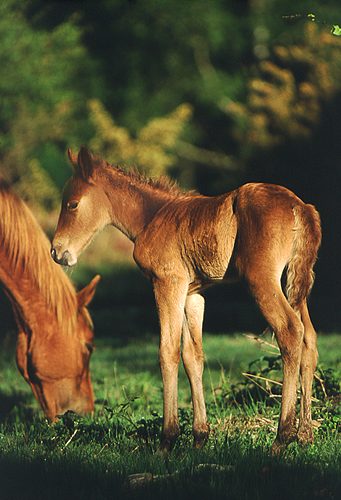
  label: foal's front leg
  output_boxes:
[153,277,188,452]
[182,294,209,448]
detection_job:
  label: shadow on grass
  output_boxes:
[0,439,339,500]
[0,390,34,421]
[0,455,122,500]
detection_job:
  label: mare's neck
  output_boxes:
[101,168,177,241]
[0,189,76,338]
[0,260,49,336]
[0,249,75,339]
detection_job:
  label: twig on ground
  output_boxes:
[314,372,328,399]
[60,428,79,451]
[242,372,282,387]
[243,333,279,354]
[242,372,320,402]
[94,442,108,458]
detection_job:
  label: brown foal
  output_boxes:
[51,147,321,453]
[0,180,100,420]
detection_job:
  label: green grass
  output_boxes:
[0,332,339,499]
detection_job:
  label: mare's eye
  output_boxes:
[67,200,79,210]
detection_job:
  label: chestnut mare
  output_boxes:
[52,147,321,454]
[0,180,100,420]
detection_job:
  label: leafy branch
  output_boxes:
[282,12,341,36]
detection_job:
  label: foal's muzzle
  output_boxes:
[51,246,76,267]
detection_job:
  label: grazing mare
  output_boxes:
[51,147,321,453]
[0,180,100,420]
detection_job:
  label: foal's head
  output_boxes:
[16,275,100,420]
[51,147,111,267]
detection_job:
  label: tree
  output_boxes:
[0,0,101,216]
[227,24,341,153]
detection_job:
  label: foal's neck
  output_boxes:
[101,167,177,241]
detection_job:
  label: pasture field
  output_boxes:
[0,331,339,500]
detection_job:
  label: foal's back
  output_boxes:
[134,182,311,287]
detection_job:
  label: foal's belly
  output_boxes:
[188,231,235,280]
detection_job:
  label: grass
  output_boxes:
[0,331,339,499]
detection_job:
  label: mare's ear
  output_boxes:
[77,146,95,181]
[67,148,78,169]
[77,274,101,308]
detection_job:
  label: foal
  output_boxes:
[0,180,100,420]
[52,147,321,453]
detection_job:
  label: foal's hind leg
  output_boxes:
[297,300,318,444]
[182,294,209,448]
[248,278,304,454]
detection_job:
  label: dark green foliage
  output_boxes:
[212,351,340,436]
[314,367,340,399]
[228,355,283,406]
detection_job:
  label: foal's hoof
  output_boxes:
[159,430,180,454]
[193,425,210,449]
[271,439,287,456]
[158,439,173,455]
[271,433,297,456]
[297,428,314,445]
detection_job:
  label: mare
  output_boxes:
[0,179,100,420]
[51,147,321,454]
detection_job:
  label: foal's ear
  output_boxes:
[77,146,95,181]
[67,148,78,168]
[77,274,101,308]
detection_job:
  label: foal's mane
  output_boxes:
[106,161,192,197]
[0,181,78,333]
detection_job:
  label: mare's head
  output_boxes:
[51,147,111,267]
[16,275,100,421]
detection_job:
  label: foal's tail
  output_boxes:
[286,203,322,309]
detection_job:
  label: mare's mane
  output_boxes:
[0,180,78,333]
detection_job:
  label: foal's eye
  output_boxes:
[67,200,79,210]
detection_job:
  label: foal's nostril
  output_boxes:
[61,250,72,266]
[51,247,57,261]
[50,246,72,266]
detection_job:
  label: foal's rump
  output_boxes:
[286,202,321,309]
[233,183,321,305]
